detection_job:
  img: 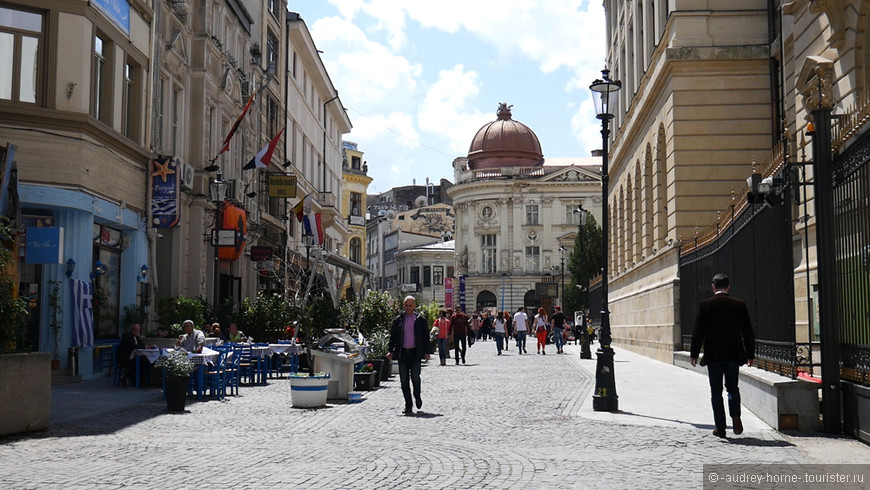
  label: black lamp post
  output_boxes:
[209,172,228,317]
[573,204,591,359]
[559,246,566,307]
[589,68,621,412]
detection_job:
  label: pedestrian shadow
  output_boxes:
[407,411,443,419]
[726,437,794,447]
[615,410,720,431]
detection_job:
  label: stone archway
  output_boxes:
[476,290,497,314]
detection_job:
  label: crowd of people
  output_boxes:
[390,295,598,415]
[430,305,597,360]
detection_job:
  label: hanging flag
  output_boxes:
[305,210,324,245]
[71,279,94,348]
[291,194,307,221]
[212,89,257,162]
[243,127,285,170]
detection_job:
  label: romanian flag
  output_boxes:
[303,212,324,245]
[292,195,306,222]
[243,127,285,170]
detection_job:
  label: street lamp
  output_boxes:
[501,272,507,312]
[558,246,566,309]
[589,68,621,412]
[209,172,228,316]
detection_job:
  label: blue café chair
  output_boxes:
[205,348,228,399]
[237,344,256,385]
[226,346,242,396]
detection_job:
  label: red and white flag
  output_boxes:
[244,127,284,170]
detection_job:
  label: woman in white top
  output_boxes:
[534,307,549,355]
[492,311,507,355]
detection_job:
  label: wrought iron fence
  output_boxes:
[678,167,807,378]
[832,125,870,386]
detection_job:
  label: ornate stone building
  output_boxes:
[447,104,602,314]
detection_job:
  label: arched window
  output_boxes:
[523,289,540,312]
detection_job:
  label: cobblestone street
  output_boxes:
[2,341,867,489]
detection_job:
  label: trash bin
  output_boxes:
[67,346,79,375]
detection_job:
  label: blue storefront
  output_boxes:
[20,183,147,378]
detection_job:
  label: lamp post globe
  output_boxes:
[589,69,620,412]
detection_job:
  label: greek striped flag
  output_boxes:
[71,279,94,347]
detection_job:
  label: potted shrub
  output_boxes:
[156,350,195,412]
[367,329,392,382]
[353,362,377,391]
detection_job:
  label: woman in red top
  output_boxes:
[434,310,451,366]
[534,307,549,355]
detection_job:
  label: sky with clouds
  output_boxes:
[291,0,607,194]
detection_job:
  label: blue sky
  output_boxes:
[290,0,607,194]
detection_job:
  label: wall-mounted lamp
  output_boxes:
[139,264,149,282]
[65,258,76,278]
[91,259,107,280]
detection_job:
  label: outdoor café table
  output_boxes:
[249,345,271,385]
[267,343,304,377]
[130,348,162,388]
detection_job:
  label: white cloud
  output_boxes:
[307,16,421,111]
[418,65,488,155]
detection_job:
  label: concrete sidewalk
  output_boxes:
[570,345,870,463]
[572,347,769,434]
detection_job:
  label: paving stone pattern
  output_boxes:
[0,341,861,489]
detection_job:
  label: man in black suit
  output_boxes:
[690,273,755,438]
[388,296,431,415]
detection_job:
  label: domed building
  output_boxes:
[446,103,602,316]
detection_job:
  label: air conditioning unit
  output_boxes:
[246,196,259,223]
[180,162,194,190]
[226,179,240,201]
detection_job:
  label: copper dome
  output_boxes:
[467,103,543,170]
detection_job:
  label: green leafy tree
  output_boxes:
[0,218,27,353]
[417,300,441,328]
[239,293,300,342]
[156,296,207,331]
[564,213,603,317]
[339,290,396,340]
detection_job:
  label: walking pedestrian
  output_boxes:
[572,314,584,345]
[513,307,529,354]
[492,311,506,355]
[551,306,566,354]
[690,273,756,438]
[388,296,431,415]
[534,307,549,355]
[480,310,493,341]
[450,306,470,364]
[434,310,450,366]
[503,311,512,351]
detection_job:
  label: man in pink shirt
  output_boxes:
[388,296,431,415]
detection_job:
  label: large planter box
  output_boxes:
[0,352,51,436]
[354,371,377,391]
[289,374,330,408]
